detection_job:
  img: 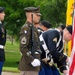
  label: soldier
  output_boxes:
[18,7,41,75]
[37,21,60,75]
[39,25,72,75]
[0,6,6,75]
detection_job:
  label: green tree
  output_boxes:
[40,0,67,27]
[0,0,67,41]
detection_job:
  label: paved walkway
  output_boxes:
[2,72,20,75]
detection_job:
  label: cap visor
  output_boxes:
[36,13,41,16]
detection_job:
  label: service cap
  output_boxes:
[66,25,72,35]
[0,6,5,13]
[24,7,41,16]
[41,20,52,28]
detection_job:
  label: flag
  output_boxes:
[66,0,74,25]
[66,0,74,56]
[69,5,75,75]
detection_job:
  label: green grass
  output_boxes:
[2,41,64,74]
[3,41,21,72]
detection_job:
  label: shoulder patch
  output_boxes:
[24,28,28,30]
[21,37,26,44]
[22,24,29,33]
[53,38,57,42]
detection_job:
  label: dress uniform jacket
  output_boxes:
[0,23,6,61]
[37,28,60,75]
[41,29,67,73]
[19,21,41,71]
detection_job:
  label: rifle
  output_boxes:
[31,14,42,58]
[31,14,38,58]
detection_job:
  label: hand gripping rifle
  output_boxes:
[31,14,42,58]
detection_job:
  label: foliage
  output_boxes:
[40,0,67,27]
[0,0,67,40]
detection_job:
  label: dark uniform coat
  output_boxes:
[0,22,6,61]
[37,28,60,75]
[41,29,67,73]
[19,21,41,71]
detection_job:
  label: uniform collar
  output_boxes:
[0,21,2,24]
[37,27,44,31]
[26,21,35,27]
[26,21,32,26]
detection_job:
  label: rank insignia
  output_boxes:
[21,37,26,44]
[53,38,57,42]
[24,27,28,30]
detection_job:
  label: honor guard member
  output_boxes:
[0,6,6,75]
[37,20,59,75]
[38,21,60,75]
[18,7,41,75]
[39,25,72,75]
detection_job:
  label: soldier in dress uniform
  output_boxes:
[18,7,41,75]
[0,6,6,75]
[39,25,72,75]
[37,21,60,75]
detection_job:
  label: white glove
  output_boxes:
[31,59,41,67]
